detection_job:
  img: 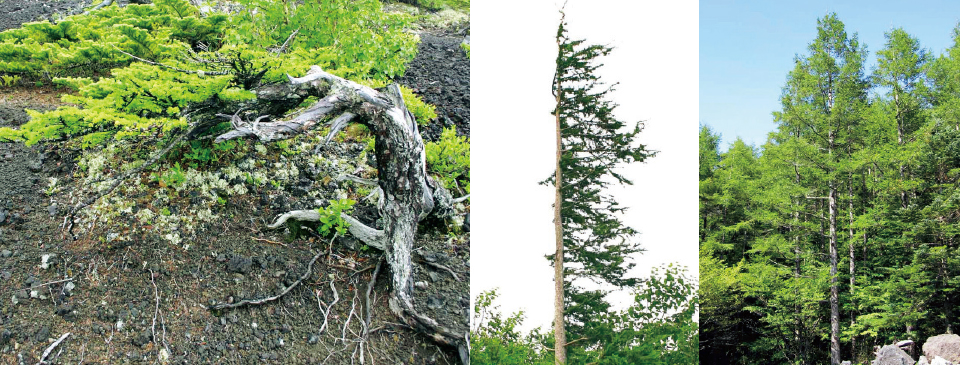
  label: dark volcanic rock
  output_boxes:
[34,326,50,342]
[226,255,253,274]
[132,329,152,348]
[398,33,470,141]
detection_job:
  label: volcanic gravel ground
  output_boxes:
[0,3,470,364]
[399,32,471,141]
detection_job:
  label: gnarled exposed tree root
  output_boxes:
[215,65,468,364]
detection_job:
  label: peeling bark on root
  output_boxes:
[216,65,467,364]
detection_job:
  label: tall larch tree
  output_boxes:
[775,13,868,365]
[547,9,656,364]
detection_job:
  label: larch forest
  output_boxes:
[701,12,960,365]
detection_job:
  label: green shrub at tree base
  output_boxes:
[425,127,469,194]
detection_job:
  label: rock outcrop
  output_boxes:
[873,344,917,365]
[924,334,960,364]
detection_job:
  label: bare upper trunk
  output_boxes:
[553,63,567,365]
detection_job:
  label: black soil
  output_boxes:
[0,0,86,31]
[0,4,470,365]
[399,33,471,141]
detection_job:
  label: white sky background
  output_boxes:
[471,1,699,332]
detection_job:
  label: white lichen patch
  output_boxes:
[227,183,248,196]
[135,207,155,224]
[272,162,300,181]
[163,232,182,246]
[222,165,244,181]
[64,126,380,250]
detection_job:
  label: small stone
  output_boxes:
[63,282,76,294]
[47,203,57,217]
[0,329,12,347]
[415,281,428,290]
[308,334,319,344]
[427,271,440,282]
[281,324,291,333]
[220,317,227,326]
[251,322,258,329]
[55,303,74,317]
[35,325,50,342]
[0,250,11,258]
[427,296,442,310]
[10,295,17,305]
[226,256,253,274]
[132,329,152,347]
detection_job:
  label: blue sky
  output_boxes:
[701,0,960,150]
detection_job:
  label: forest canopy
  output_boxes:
[701,13,960,365]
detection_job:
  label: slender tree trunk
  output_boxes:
[895,90,910,209]
[848,176,856,360]
[830,183,840,365]
[828,130,840,365]
[553,62,567,365]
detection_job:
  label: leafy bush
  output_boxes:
[228,0,418,80]
[425,127,469,194]
[402,86,438,124]
[471,289,552,365]
[317,198,355,236]
[0,0,229,79]
[153,162,186,188]
[0,75,20,87]
[418,0,470,13]
[0,0,426,149]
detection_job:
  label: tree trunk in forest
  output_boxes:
[829,184,840,365]
[828,130,840,365]
[553,68,567,365]
[849,175,856,360]
[895,91,910,209]
[215,65,467,364]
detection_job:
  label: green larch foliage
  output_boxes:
[701,13,960,365]
[0,0,434,149]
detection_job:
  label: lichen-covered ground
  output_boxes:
[0,2,470,364]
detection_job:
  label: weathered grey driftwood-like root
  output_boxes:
[217,65,468,364]
[266,210,386,251]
